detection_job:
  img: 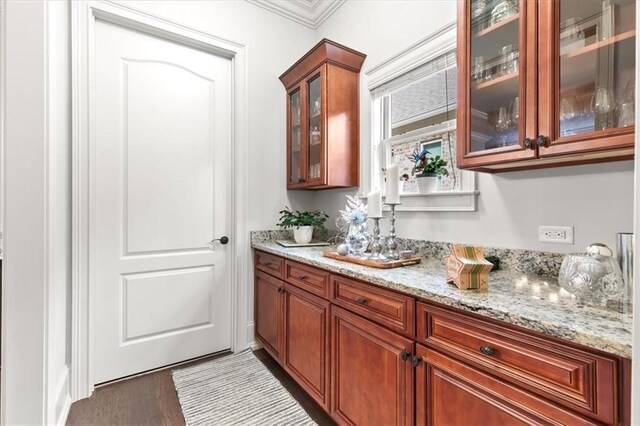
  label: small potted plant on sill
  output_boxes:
[277,207,329,244]
[412,154,449,194]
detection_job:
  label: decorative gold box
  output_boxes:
[445,245,493,290]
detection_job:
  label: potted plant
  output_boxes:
[277,207,329,244]
[413,155,449,193]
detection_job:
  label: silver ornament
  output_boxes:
[337,243,350,256]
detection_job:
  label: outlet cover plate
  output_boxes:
[538,226,574,244]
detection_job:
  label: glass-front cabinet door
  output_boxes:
[288,88,305,187]
[458,0,537,169]
[538,0,635,157]
[306,68,325,185]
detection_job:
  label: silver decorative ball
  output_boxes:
[337,244,350,256]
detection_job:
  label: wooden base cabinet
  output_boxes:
[254,251,628,426]
[255,269,285,361]
[331,306,414,426]
[415,345,598,425]
[283,283,331,411]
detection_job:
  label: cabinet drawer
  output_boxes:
[285,260,330,299]
[331,275,415,337]
[416,345,599,426]
[255,251,284,279]
[417,302,618,425]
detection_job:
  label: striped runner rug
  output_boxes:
[172,350,317,425]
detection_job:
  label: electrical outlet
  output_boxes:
[538,226,574,244]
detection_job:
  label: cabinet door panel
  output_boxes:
[287,87,304,186]
[284,284,331,410]
[538,0,635,158]
[331,306,413,426]
[415,345,599,426]
[457,0,537,169]
[305,66,326,186]
[254,269,284,361]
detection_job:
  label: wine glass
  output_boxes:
[510,97,519,129]
[594,86,614,130]
[472,56,485,82]
[496,106,510,146]
[618,80,635,127]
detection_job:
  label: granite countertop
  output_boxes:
[252,240,633,359]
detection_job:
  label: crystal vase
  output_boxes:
[345,222,371,256]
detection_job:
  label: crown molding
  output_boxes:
[245,0,346,29]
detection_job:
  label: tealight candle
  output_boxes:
[367,190,382,218]
[385,163,400,204]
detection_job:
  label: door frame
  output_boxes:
[70,0,249,400]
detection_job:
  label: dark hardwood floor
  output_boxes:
[67,349,335,425]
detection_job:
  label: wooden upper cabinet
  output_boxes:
[457,0,635,172]
[280,39,366,189]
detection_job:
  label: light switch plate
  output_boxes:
[538,226,574,244]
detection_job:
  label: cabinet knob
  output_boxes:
[356,297,367,305]
[523,138,532,149]
[536,135,548,147]
[401,349,409,361]
[480,346,496,356]
[277,287,285,294]
[412,355,421,368]
[298,275,308,280]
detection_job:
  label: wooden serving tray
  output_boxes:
[323,251,422,269]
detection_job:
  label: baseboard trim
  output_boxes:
[54,366,71,425]
[247,321,260,350]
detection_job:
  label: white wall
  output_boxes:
[312,0,635,253]
[2,0,72,423]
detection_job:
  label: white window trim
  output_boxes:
[365,21,478,212]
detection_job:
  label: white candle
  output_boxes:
[368,190,382,218]
[385,163,400,204]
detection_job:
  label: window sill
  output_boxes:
[383,190,479,212]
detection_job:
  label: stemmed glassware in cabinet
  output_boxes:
[618,81,635,127]
[594,86,615,130]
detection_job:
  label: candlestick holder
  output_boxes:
[385,203,401,260]
[367,217,388,262]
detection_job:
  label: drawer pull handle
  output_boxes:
[265,262,275,267]
[356,297,367,305]
[480,346,496,356]
[298,275,309,280]
[277,287,285,294]
[401,349,409,361]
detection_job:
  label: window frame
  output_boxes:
[366,21,478,212]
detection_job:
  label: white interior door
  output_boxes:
[93,20,233,384]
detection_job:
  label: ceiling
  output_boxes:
[245,0,346,29]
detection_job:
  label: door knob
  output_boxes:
[210,236,230,245]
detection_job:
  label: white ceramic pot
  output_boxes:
[416,174,441,193]
[293,226,314,244]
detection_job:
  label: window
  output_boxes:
[367,22,477,212]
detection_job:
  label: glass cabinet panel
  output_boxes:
[307,76,322,181]
[558,0,635,137]
[469,0,521,152]
[289,89,302,184]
